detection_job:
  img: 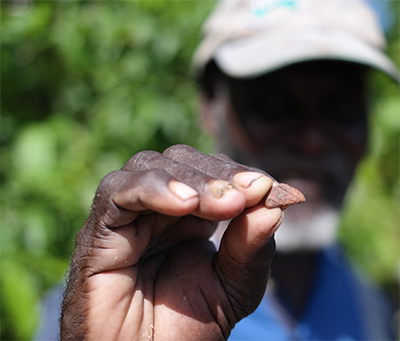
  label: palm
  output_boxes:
[61,146,289,340]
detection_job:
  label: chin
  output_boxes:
[274,202,339,253]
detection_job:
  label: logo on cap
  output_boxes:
[247,0,307,30]
[251,0,298,18]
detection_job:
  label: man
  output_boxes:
[41,0,399,340]
[189,2,398,339]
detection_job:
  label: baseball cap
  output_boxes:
[192,0,399,82]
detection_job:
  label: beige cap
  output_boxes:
[192,0,399,81]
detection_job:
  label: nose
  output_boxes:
[285,120,329,156]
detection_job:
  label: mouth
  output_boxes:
[242,150,352,208]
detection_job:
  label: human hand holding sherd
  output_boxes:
[60,145,304,341]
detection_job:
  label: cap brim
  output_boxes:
[214,28,400,82]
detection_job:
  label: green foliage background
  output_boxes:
[1,1,399,340]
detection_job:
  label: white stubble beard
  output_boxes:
[274,182,340,253]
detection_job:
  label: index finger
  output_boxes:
[123,150,248,221]
[163,145,305,209]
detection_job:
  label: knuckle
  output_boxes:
[97,170,121,193]
[211,153,235,163]
[163,144,196,158]
[142,168,172,182]
[124,150,161,170]
[94,170,124,206]
[98,168,172,197]
[208,156,247,179]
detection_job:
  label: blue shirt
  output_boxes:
[229,245,394,340]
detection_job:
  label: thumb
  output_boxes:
[215,205,282,320]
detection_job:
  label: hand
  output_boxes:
[60,145,298,340]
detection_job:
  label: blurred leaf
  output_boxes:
[1,258,40,340]
[13,123,57,184]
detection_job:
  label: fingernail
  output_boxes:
[234,172,264,188]
[169,181,198,201]
[209,180,235,198]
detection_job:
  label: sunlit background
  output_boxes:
[1,1,399,339]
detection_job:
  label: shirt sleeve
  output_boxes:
[34,285,63,341]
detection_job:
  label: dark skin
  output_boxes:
[202,61,368,319]
[61,61,367,339]
[61,145,288,340]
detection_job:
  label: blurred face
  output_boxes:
[208,61,368,252]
